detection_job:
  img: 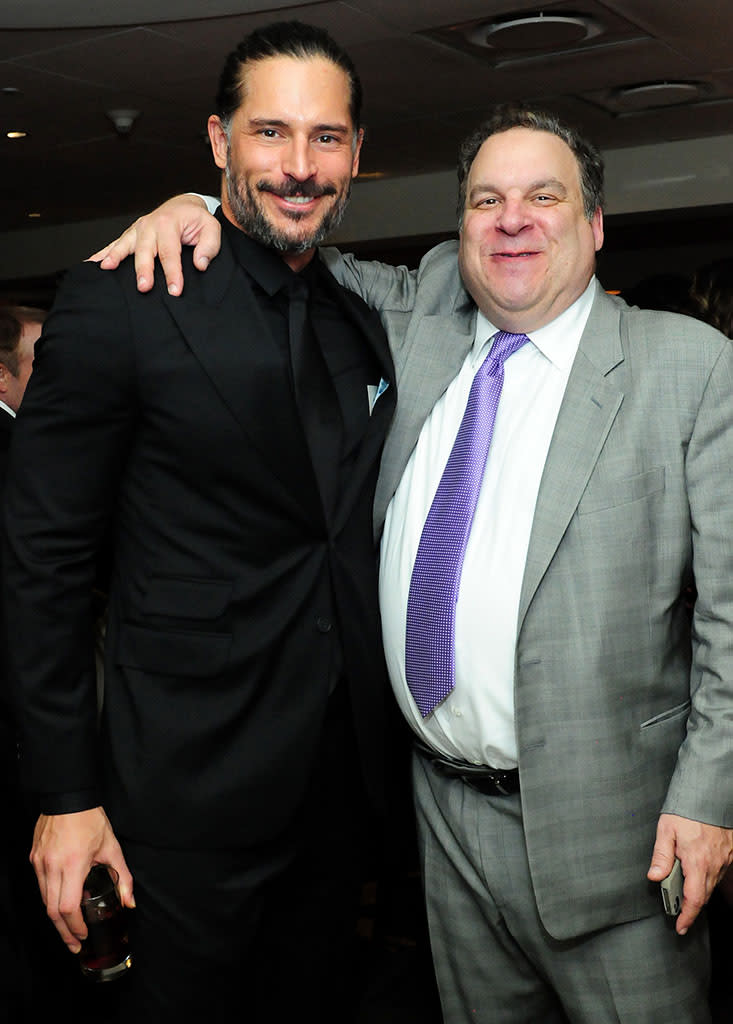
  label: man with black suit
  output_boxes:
[3,23,395,1022]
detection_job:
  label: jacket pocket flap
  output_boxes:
[141,577,232,619]
[640,700,691,730]
[117,623,231,678]
[579,465,665,515]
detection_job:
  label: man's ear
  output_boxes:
[592,207,604,252]
[0,364,10,395]
[351,127,364,179]
[208,116,229,171]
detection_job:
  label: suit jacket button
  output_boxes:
[316,616,332,633]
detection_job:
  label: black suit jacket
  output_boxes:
[4,235,396,849]
[0,408,15,771]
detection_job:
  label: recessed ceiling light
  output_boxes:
[7,130,27,139]
[27,212,41,219]
[467,12,603,50]
[612,81,707,111]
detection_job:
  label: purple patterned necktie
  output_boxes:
[405,331,529,717]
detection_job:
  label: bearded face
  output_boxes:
[224,155,351,255]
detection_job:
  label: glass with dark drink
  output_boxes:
[79,865,132,982]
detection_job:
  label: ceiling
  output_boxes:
[3,0,733,232]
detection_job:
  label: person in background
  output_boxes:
[619,271,695,316]
[3,22,399,1022]
[0,304,45,1019]
[688,258,733,339]
[95,102,733,1024]
[0,305,44,423]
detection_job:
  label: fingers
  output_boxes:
[676,867,707,935]
[88,194,220,295]
[88,224,142,273]
[32,842,90,953]
[102,837,136,911]
[29,808,133,955]
[191,219,222,274]
[87,241,114,264]
[646,829,676,883]
[157,206,222,294]
[650,813,733,935]
[151,224,184,297]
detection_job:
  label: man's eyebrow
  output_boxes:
[529,178,568,195]
[467,182,498,202]
[247,117,288,130]
[468,177,569,200]
[247,117,350,134]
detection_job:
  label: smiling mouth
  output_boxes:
[258,182,337,203]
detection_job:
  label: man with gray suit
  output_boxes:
[96,104,733,1022]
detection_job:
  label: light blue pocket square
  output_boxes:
[367,377,390,415]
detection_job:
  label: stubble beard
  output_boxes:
[225,156,351,255]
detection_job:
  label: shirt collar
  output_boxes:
[0,401,15,418]
[473,276,597,371]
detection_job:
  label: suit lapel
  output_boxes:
[320,275,397,527]
[163,243,322,519]
[374,310,475,529]
[518,285,625,629]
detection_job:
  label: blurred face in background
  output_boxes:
[1,319,41,413]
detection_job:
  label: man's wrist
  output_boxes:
[189,193,221,215]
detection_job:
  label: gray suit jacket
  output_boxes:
[323,239,733,940]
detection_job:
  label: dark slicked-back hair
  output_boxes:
[215,20,362,134]
[456,104,604,224]
[0,305,46,376]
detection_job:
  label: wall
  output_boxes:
[3,132,733,287]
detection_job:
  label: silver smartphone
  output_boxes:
[660,857,684,916]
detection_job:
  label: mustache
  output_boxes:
[256,179,338,199]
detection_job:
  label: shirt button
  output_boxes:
[450,705,463,717]
[316,616,332,633]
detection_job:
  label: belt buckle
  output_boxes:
[459,767,515,796]
[492,774,513,796]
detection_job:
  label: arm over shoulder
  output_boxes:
[320,247,418,311]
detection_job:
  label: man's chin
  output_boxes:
[268,222,325,254]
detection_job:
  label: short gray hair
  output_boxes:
[456,104,604,224]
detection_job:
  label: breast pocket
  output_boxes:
[640,700,691,731]
[578,465,665,515]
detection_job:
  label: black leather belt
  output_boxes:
[415,740,520,796]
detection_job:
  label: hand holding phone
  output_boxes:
[660,857,684,916]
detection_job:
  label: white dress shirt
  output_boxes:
[379,280,596,768]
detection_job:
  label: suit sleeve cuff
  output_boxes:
[38,790,100,815]
[190,193,220,215]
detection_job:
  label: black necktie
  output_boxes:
[287,277,341,514]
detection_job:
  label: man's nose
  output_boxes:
[497,196,531,233]
[281,137,316,181]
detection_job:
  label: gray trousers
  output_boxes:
[413,751,711,1024]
